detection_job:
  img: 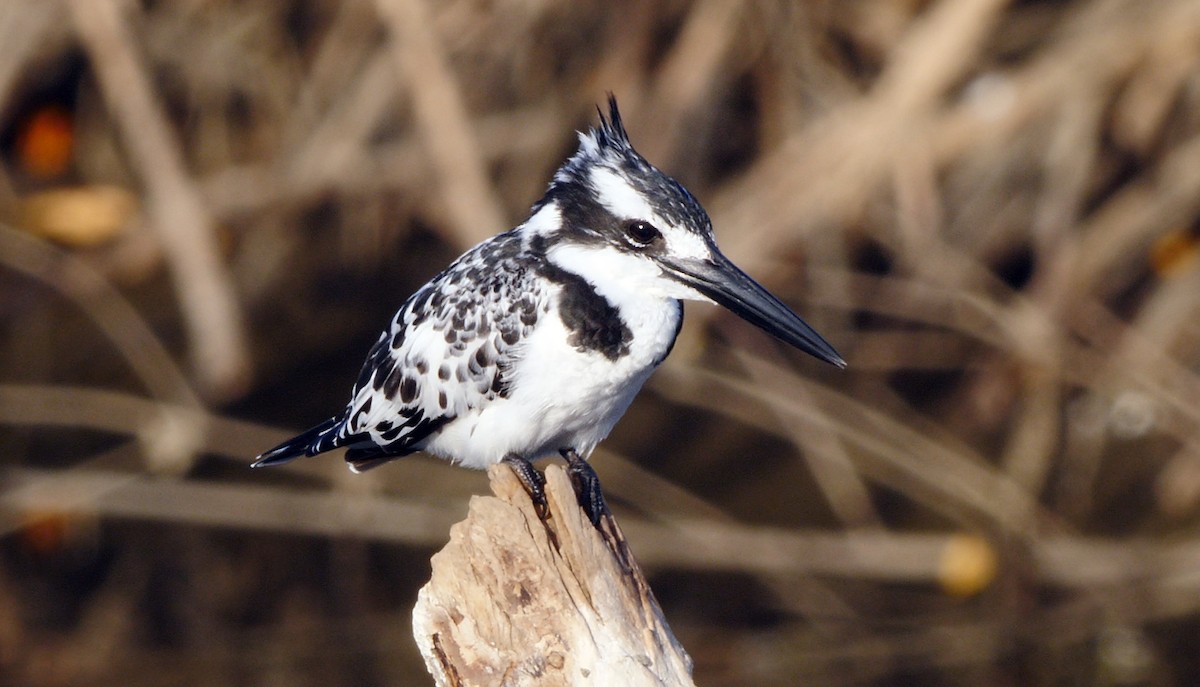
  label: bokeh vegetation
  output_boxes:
[2,0,1200,685]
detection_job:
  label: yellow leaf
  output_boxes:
[21,185,138,247]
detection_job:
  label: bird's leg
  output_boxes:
[502,453,549,520]
[560,448,609,527]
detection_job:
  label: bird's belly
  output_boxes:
[422,299,679,468]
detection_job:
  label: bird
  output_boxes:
[253,96,844,524]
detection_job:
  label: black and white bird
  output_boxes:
[253,97,843,522]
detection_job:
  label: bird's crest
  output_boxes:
[556,95,644,184]
[592,94,631,152]
[539,94,715,239]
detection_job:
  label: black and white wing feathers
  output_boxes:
[253,230,548,472]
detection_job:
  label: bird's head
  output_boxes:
[530,96,844,368]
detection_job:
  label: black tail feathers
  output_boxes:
[251,418,340,468]
[344,446,395,473]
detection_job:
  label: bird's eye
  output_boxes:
[625,221,661,247]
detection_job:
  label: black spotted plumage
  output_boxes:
[254,227,596,471]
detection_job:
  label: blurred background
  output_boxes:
[1,0,1199,684]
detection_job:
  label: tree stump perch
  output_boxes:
[413,464,695,686]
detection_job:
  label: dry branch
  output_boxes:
[0,227,198,409]
[374,0,507,247]
[68,0,250,399]
[413,464,695,687]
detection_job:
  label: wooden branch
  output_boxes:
[68,0,250,399]
[413,464,695,687]
[373,0,507,248]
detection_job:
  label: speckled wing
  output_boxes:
[327,231,547,470]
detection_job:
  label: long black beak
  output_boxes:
[662,252,846,368]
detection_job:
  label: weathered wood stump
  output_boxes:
[413,464,695,686]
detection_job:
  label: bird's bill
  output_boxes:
[662,253,846,368]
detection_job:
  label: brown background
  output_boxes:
[2,0,1200,685]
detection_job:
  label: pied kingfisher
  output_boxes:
[254,96,843,523]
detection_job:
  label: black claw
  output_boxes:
[503,453,549,520]
[560,449,609,527]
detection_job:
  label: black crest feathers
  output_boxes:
[594,94,631,151]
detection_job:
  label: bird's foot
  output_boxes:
[502,453,549,520]
[560,449,609,528]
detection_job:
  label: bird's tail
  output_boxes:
[251,417,341,468]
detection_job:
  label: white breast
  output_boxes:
[419,245,682,468]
